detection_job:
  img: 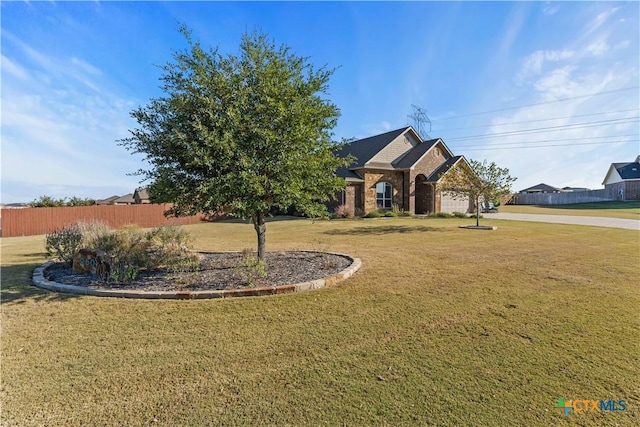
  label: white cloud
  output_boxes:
[70,56,103,76]
[587,40,609,56]
[542,3,559,16]
[614,40,630,51]
[1,32,144,203]
[517,50,575,82]
[459,7,639,193]
[1,55,29,80]
[585,7,620,36]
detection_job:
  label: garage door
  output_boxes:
[440,192,470,214]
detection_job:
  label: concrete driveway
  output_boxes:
[483,213,640,230]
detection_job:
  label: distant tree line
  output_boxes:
[30,195,96,207]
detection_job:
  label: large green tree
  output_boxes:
[120,28,351,261]
[438,158,516,226]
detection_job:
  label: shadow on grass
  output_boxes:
[220,215,308,224]
[1,264,80,305]
[324,225,447,236]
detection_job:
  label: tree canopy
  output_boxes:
[120,27,351,261]
[30,195,96,207]
[438,158,516,226]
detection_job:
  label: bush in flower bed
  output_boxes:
[45,221,197,282]
[333,204,354,219]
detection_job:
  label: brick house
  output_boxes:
[332,126,472,215]
[133,188,151,204]
[602,155,640,201]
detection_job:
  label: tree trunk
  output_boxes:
[252,211,266,262]
[476,196,480,227]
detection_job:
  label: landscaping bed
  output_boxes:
[43,251,352,292]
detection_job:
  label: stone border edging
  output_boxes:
[32,251,361,300]
[459,225,497,230]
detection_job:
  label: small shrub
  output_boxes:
[77,221,114,249]
[234,248,267,287]
[333,204,354,219]
[45,224,83,266]
[145,225,197,271]
[107,226,148,282]
[452,211,467,218]
[400,211,412,217]
[384,211,398,217]
[365,210,382,218]
[45,221,197,282]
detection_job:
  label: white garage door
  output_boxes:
[440,192,470,214]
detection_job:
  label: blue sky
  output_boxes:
[1,1,638,203]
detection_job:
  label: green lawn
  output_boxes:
[501,201,640,220]
[2,218,639,426]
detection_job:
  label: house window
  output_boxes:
[376,181,393,209]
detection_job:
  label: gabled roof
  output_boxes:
[134,187,150,200]
[602,159,640,184]
[393,138,441,169]
[97,195,120,205]
[335,126,411,169]
[113,193,135,204]
[616,162,640,180]
[425,155,465,182]
[335,125,459,178]
[519,183,563,193]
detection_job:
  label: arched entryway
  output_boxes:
[415,175,434,214]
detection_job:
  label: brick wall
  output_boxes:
[408,144,449,213]
[362,169,405,213]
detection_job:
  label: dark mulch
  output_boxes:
[44,251,352,292]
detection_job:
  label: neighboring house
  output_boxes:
[133,188,151,204]
[519,183,564,194]
[602,155,640,201]
[333,126,472,215]
[112,193,135,205]
[96,195,120,205]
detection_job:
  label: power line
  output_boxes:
[459,139,638,151]
[445,117,639,141]
[432,86,640,121]
[434,108,640,133]
[449,133,640,148]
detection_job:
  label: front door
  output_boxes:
[415,175,430,214]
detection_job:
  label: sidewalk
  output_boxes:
[483,213,640,230]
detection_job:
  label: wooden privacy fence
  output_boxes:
[0,204,216,237]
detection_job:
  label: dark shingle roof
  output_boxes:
[97,195,120,205]
[336,168,364,182]
[393,138,440,169]
[616,162,640,180]
[425,156,463,182]
[519,183,563,193]
[335,126,411,170]
[113,193,135,204]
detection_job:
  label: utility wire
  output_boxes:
[459,139,638,150]
[432,86,640,121]
[434,108,640,132]
[445,117,639,141]
[448,133,640,148]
